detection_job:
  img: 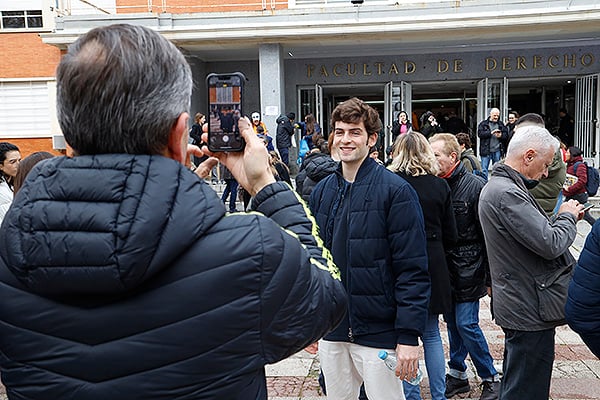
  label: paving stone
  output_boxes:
[266,358,313,377]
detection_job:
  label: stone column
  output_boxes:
[258,43,285,150]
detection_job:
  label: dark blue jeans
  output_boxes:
[480,150,501,179]
[221,179,238,212]
[444,300,498,380]
[500,328,555,400]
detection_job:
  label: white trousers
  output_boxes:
[319,340,406,400]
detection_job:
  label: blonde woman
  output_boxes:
[389,132,457,400]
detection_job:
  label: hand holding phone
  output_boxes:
[207,72,245,152]
[201,118,276,196]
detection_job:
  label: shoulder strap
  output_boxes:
[464,154,479,171]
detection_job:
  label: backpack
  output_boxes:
[574,161,600,196]
[462,154,487,181]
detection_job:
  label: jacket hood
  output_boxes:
[305,153,338,182]
[276,115,289,124]
[0,154,224,296]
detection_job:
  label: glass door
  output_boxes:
[384,82,394,151]
[575,74,600,165]
[315,83,323,135]
[400,81,412,124]
[477,78,508,122]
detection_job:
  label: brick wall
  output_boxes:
[116,0,286,14]
[0,33,61,78]
[0,138,63,158]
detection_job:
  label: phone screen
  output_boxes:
[207,73,245,152]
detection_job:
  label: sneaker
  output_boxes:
[445,374,470,398]
[479,381,500,400]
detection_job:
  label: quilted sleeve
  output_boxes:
[251,182,347,363]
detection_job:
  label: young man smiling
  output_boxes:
[309,97,430,399]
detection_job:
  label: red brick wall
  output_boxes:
[116,0,286,13]
[0,33,61,78]
[0,138,63,158]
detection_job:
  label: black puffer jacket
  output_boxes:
[444,162,489,302]
[0,155,346,400]
[295,152,338,202]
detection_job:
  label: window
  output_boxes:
[0,81,52,138]
[1,10,42,29]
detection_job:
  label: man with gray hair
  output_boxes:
[479,125,583,400]
[0,24,346,399]
[477,107,508,179]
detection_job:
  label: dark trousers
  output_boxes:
[278,146,290,166]
[221,179,238,212]
[500,327,555,400]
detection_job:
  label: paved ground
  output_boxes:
[266,221,600,400]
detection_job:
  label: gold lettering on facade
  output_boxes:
[333,64,343,77]
[320,65,329,77]
[581,53,595,66]
[564,54,576,67]
[306,51,594,81]
[347,63,357,76]
[454,59,463,73]
[438,60,449,73]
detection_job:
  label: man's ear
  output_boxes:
[368,132,378,147]
[524,148,536,164]
[166,113,190,164]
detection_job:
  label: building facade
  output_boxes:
[2,0,599,165]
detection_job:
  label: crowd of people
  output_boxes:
[0,23,598,400]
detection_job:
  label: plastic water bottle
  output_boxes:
[377,350,423,386]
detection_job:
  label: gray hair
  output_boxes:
[507,125,559,158]
[56,24,193,155]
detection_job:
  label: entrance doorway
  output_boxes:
[297,75,598,164]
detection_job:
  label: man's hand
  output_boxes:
[186,144,219,179]
[201,117,275,196]
[394,344,420,381]
[558,199,584,220]
[304,342,319,354]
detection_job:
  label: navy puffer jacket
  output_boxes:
[0,155,346,400]
[309,157,430,347]
[566,221,600,358]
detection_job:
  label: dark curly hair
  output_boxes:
[330,97,382,136]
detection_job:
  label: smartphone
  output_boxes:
[583,202,595,212]
[207,72,245,152]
